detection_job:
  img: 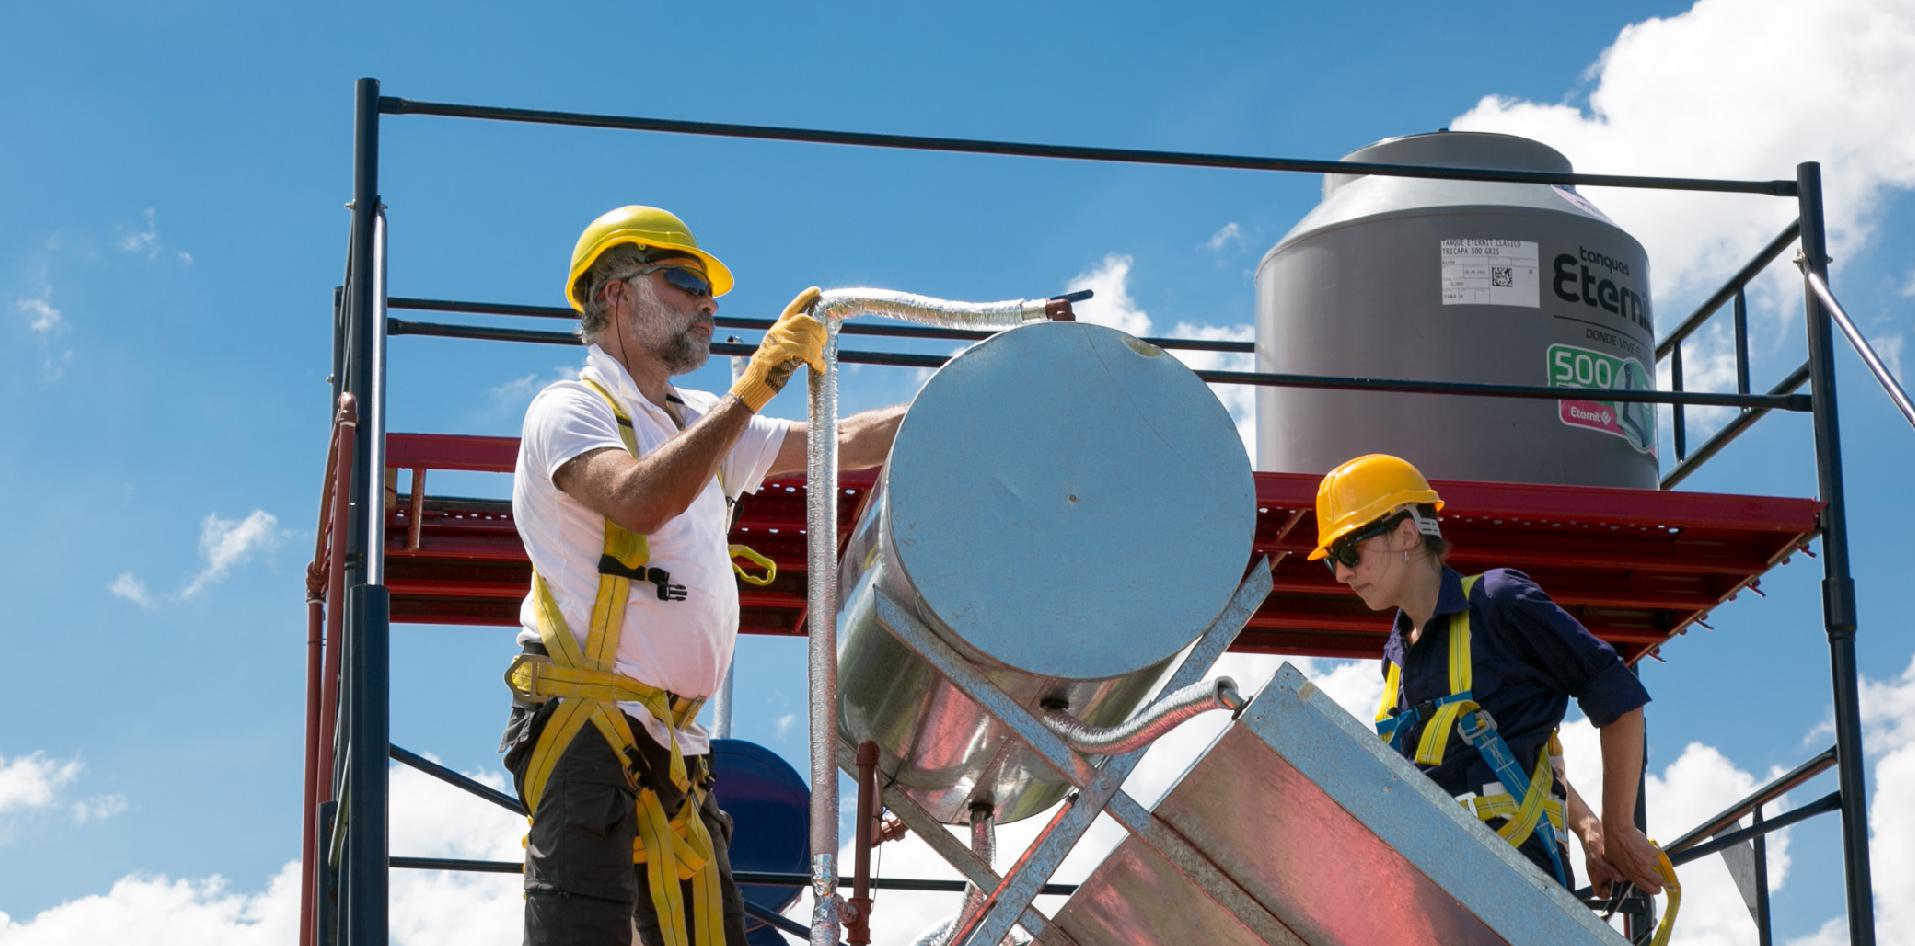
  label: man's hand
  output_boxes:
[1599,820,1666,895]
[731,286,825,411]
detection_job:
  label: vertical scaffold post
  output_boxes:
[1796,160,1876,946]
[341,76,390,946]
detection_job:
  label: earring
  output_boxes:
[1401,550,1409,562]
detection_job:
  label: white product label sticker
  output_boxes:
[1440,239,1539,308]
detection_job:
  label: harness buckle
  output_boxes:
[1456,707,1497,745]
[504,652,554,708]
[597,555,688,602]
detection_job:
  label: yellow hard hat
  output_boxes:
[1308,454,1445,560]
[566,205,734,310]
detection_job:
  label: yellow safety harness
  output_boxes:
[503,378,726,946]
[1375,574,1682,943]
[1375,575,1566,866]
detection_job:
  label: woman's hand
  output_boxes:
[1574,815,1626,897]
[1599,820,1666,895]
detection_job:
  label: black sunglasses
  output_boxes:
[630,263,713,299]
[1322,512,1410,572]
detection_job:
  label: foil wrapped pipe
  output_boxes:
[803,289,1057,946]
[914,805,1033,946]
[814,288,1055,331]
[1041,677,1246,757]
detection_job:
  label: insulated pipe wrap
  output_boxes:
[806,324,842,946]
[816,288,1050,330]
[1041,678,1245,756]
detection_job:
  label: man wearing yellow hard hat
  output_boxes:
[1311,454,1669,903]
[499,205,903,946]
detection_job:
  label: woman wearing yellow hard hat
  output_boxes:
[1311,454,1669,901]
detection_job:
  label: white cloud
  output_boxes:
[0,754,83,815]
[181,510,280,598]
[1454,0,1915,302]
[489,373,539,404]
[15,297,61,334]
[1451,0,1915,413]
[1065,254,1153,338]
[72,795,128,824]
[0,865,301,946]
[1167,320,1257,460]
[117,208,159,256]
[1657,322,1745,436]
[487,365,581,419]
[774,712,798,740]
[1787,917,1852,946]
[1203,222,1243,253]
[113,208,193,266]
[109,572,154,608]
[1901,270,1915,299]
[0,762,524,946]
[1064,254,1259,457]
[1858,653,1915,942]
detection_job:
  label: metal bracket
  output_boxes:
[869,560,1280,946]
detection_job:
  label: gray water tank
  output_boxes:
[1255,131,1658,486]
[836,321,1255,824]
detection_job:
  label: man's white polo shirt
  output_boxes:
[513,344,791,754]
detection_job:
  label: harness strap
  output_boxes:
[1461,790,1565,834]
[1648,849,1683,946]
[1374,574,1570,885]
[503,377,726,946]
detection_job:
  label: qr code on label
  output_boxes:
[1490,266,1514,288]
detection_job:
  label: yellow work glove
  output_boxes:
[731,286,825,412]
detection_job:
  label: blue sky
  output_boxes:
[3,1,1913,943]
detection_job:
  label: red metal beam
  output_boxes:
[377,433,1820,664]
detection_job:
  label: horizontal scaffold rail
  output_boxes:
[380,96,1798,196]
[384,316,1807,412]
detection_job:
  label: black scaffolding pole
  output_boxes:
[1796,161,1877,946]
[341,75,391,946]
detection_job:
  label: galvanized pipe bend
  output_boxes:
[1041,677,1246,756]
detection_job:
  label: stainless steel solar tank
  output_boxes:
[835,320,1255,825]
[1256,131,1658,486]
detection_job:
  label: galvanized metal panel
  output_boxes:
[1054,663,1620,945]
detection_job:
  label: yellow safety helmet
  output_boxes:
[1308,454,1445,560]
[566,205,735,310]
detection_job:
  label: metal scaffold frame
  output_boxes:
[305,75,1899,946]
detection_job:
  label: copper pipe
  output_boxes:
[316,395,358,803]
[406,467,426,549]
[301,393,356,946]
[847,742,880,945]
[299,593,323,946]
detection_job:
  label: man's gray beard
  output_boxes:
[661,331,710,376]
[631,284,710,376]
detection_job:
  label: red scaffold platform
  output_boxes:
[381,433,1821,663]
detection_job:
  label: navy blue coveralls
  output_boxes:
[1379,567,1651,885]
